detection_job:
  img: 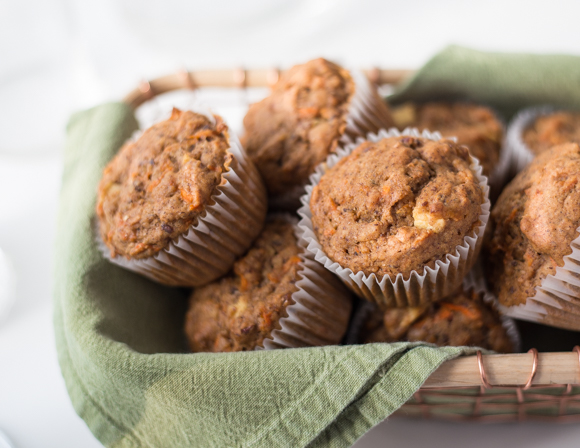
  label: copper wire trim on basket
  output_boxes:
[121,68,580,422]
[401,347,580,422]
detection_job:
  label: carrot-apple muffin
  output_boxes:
[360,286,513,352]
[523,111,580,155]
[485,143,580,308]
[309,136,484,279]
[185,219,303,352]
[242,58,394,204]
[97,108,233,259]
[392,102,503,177]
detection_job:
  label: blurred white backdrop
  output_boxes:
[1,1,580,447]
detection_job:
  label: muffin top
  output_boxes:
[392,102,503,176]
[523,111,580,155]
[310,136,484,278]
[242,58,355,196]
[361,286,513,352]
[97,109,231,259]
[185,218,302,352]
[485,143,580,307]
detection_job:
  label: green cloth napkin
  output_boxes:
[54,102,471,448]
[390,45,580,120]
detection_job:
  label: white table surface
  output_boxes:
[2,1,580,446]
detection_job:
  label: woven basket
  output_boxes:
[122,68,580,422]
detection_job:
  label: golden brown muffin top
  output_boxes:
[242,58,354,196]
[361,286,513,353]
[97,109,231,259]
[485,143,580,307]
[185,219,302,352]
[392,102,503,176]
[310,136,484,279]
[523,111,580,155]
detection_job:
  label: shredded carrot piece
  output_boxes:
[440,302,480,320]
[297,107,318,119]
[434,307,453,322]
[328,198,338,211]
[180,188,194,203]
[239,275,249,292]
[323,228,336,237]
[284,256,302,270]
[147,177,163,192]
[132,242,148,255]
[188,129,217,140]
[506,208,518,223]
[261,309,272,328]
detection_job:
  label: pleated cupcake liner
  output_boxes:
[297,127,491,309]
[259,214,354,349]
[269,69,394,211]
[97,112,268,288]
[505,105,556,175]
[345,267,521,353]
[497,226,580,332]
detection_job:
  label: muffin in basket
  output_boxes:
[96,108,267,287]
[185,217,352,352]
[485,142,580,331]
[242,57,394,210]
[392,102,504,177]
[392,101,508,197]
[507,107,580,173]
[298,129,490,309]
[357,285,514,352]
[523,110,580,155]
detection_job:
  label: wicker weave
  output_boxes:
[399,384,580,422]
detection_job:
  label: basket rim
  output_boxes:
[120,69,580,392]
[121,67,414,109]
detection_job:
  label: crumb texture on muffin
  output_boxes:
[361,286,513,352]
[242,58,355,196]
[185,219,302,352]
[97,108,231,259]
[310,136,484,278]
[485,143,580,307]
[523,111,580,155]
[392,102,503,176]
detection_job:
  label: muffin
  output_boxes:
[299,129,489,308]
[506,106,580,174]
[359,285,514,352]
[96,108,267,287]
[242,58,394,209]
[485,143,580,331]
[185,218,352,352]
[392,102,504,178]
[523,111,580,154]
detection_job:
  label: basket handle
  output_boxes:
[122,68,414,109]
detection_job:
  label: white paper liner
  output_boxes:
[505,105,555,175]
[346,267,521,353]
[487,119,511,200]
[245,214,354,350]
[269,69,394,211]
[497,225,580,332]
[297,127,491,309]
[97,111,268,287]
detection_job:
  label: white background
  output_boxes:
[1,1,580,447]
